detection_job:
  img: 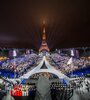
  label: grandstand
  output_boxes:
[0,44,90,100]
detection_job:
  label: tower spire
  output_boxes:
[39,20,50,52]
[42,20,46,40]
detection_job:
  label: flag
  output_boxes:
[67,57,73,65]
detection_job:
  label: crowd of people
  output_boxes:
[10,84,36,96]
[50,81,73,100]
[29,72,58,79]
[71,78,90,93]
[0,53,40,78]
[0,51,90,78]
[0,48,89,100]
[49,53,90,74]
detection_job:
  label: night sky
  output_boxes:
[0,0,90,50]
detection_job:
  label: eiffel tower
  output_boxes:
[39,21,50,52]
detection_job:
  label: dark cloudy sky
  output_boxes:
[0,0,90,50]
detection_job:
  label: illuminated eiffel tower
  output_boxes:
[39,21,50,52]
